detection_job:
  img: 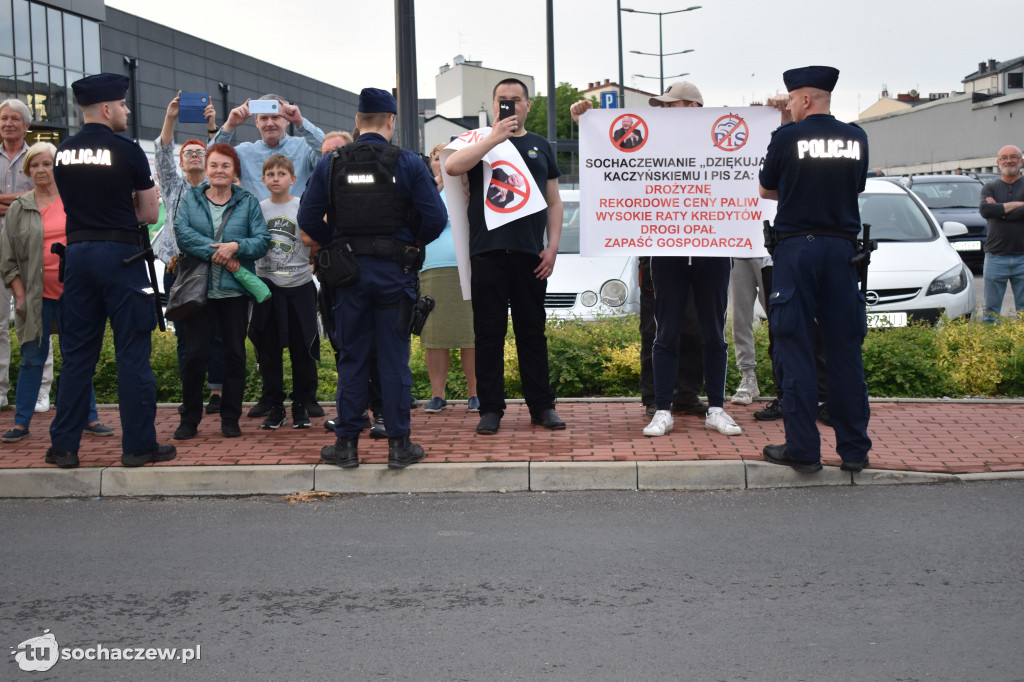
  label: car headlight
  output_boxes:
[926,264,968,296]
[599,279,628,307]
[580,290,599,307]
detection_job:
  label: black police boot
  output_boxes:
[387,435,425,469]
[321,436,359,468]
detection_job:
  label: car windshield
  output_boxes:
[559,200,581,253]
[909,181,981,209]
[858,193,936,241]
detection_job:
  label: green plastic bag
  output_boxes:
[231,267,271,303]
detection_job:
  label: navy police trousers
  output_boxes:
[332,257,415,439]
[50,241,159,456]
[769,235,871,464]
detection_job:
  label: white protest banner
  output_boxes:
[579,107,777,258]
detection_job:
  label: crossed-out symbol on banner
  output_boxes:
[608,113,649,153]
[485,160,532,213]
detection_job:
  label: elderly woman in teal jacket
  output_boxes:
[173,143,269,439]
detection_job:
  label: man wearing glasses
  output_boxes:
[980,145,1024,323]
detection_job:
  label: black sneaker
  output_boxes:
[369,415,388,439]
[45,447,79,468]
[205,394,222,414]
[292,403,311,429]
[817,403,833,426]
[221,421,242,438]
[476,412,501,435]
[247,399,272,418]
[672,399,709,417]
[304,401,325,418]
[324,418,336,432]
[261,405,287,430]
[122,444,177,467]
[754,398,783,421]
[173,422,198,440]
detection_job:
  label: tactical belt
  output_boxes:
[67,229,142,246]
[775,230,856,245]
[346,235,409,258]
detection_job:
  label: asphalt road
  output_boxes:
[3,483,1022,681]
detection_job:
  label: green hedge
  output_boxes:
[8,314,1024,403]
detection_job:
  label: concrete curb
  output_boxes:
[0,461,1019,498]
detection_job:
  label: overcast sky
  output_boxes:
[107,0,1009,122]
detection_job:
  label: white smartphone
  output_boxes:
[248,99,280,115]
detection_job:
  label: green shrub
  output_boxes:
[7,313,1024,403]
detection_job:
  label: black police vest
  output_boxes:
[327,142,420,240]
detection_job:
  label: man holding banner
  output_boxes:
[444,78,565,436]
[571,82,743,439]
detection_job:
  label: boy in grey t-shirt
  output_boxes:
[248,154,322,428]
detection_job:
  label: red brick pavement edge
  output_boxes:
[1,399,1021,474]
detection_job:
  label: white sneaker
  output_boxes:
[35,393,51,413]
[643,409,674,437]
[730,373,760,405]
[705,407,742,436]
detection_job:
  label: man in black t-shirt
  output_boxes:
[445,78,565,435]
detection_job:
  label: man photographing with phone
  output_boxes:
[210,94,325,202]
[444,78,565,436]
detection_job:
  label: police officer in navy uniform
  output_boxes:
[757,66,871,474]
[298,88,446,469]
[47,74,176,468]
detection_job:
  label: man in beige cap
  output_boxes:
[570,83,741,440]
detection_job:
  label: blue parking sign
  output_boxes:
[601,91,618,109]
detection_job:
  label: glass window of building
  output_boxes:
[30,1,46,62]
[63,12,82,72]
[13,0,30,59]
[0,56,13,101]
[47,7,63,65]
[83,19,100,75]
[0,1,13,57]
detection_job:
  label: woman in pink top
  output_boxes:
[0,142,109,442]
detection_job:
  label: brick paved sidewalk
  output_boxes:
[1,399,1021,474]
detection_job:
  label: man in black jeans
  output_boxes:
[445,78,565,435]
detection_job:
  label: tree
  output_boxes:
[525,82,598,140]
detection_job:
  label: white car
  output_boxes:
[753,178,975,326]
[544,189,640,320]
[857,178,975,327]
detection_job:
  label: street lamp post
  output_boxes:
[622,5,700,95]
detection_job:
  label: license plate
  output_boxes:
[867,312,907,328]
[953,241,981,252]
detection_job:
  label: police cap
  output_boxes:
[358,88,397,114]
[71,73,130,106]
[782,66,840,93]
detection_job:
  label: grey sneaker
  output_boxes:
[731,373,760,405]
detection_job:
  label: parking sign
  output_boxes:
[601,91,618,109]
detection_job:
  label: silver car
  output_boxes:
[544,189,640,320]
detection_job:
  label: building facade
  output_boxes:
[857,56,1024,176]
[1,0,360,155]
